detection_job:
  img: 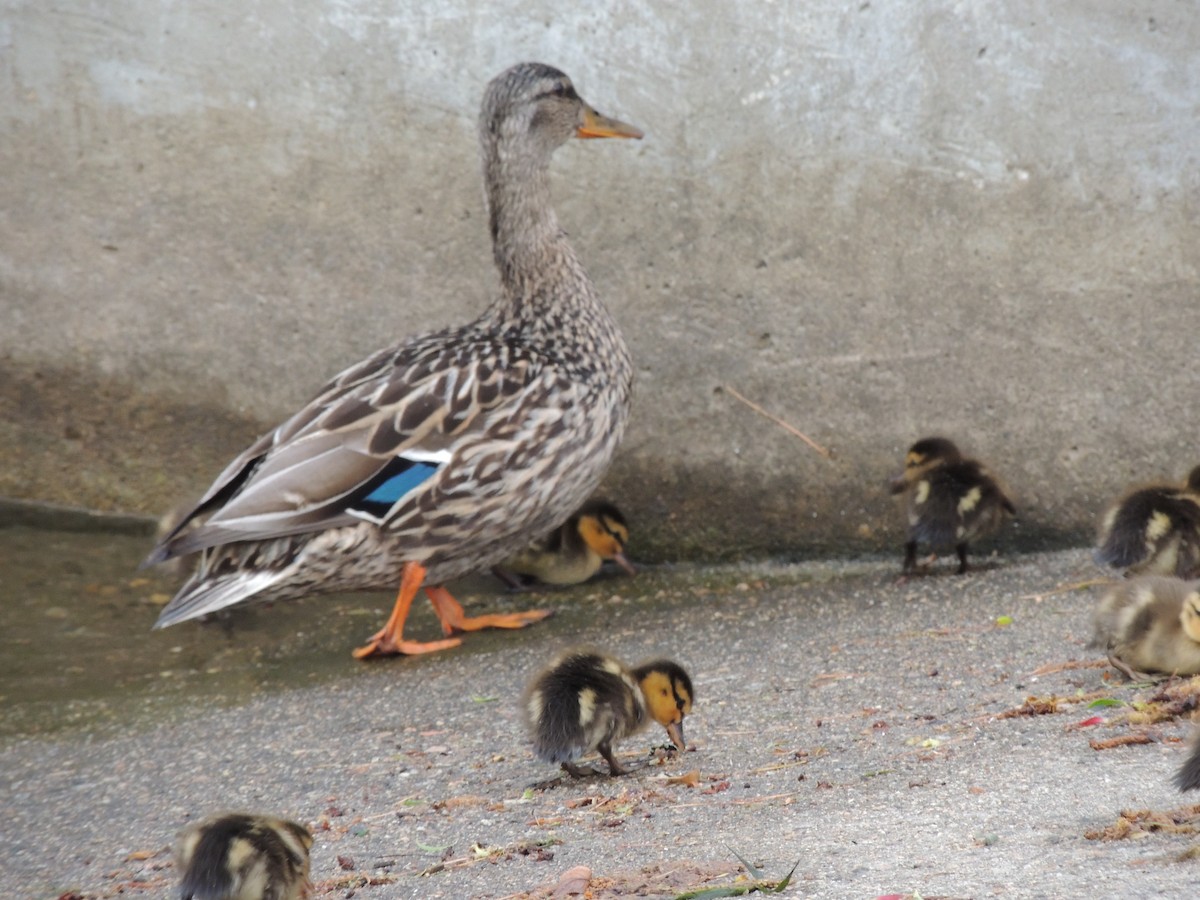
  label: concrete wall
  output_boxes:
[3,1,1198,561]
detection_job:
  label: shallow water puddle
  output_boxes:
[0,506,658,741]
[0,521,517,739]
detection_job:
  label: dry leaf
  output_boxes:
[1085,804,1200,840]
[552,864,592,897]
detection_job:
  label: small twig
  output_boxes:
[720,385,833,459]
[1018,577,1114,602]
[1090,733,1155,751]
[747,760,809,775]
[727,791,802,806]
[1030,659,1110,676]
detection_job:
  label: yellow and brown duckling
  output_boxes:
[1094,465,1200,578]
[1178,732,1200,792]
[494,500,636,588]
[1091,575,1200,680]
[175,812,313,900]
[523,648,693,777]
[889,437,1016,574]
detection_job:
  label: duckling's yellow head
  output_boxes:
[890,436,963,494]
[632,660,693,750]
[1185,465,1200,494]
[1181,588,1200,643]
[577,501,637,576]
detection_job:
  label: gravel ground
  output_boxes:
[3,544,1199,899]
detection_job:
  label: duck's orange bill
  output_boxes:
[577,106,644,140]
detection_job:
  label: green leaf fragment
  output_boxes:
[728,846,763,881]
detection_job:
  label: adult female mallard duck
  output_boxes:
[493,499,636,588]
[175,811,313,900]
[144,63,641,657]
[1091,574,1200,679]
[1094,465,1200,578]
[889,437,1016,574]
[523,648,693,777]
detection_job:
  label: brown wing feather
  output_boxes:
[148,326,543,562]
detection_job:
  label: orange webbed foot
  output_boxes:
[425,585,553,635]
[352,560,464,660]
[352,633,462,659]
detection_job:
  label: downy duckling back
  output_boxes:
[497,500,636,587]
[890,437,1016,574]
[1092,575,1200,678]
[175,812,313,900]
[1178,731,1200,793]
[523,649,693,776]
[1094,465,1200,578]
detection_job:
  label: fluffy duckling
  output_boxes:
[1178,732,1200,792]
[1091,575,1200,679]
[1094,465,1200,578]
[175,812,313,900]
[494,500,636,588]
[889,437,1016,574]
[523,649,693,777]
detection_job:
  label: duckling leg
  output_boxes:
[561,761,603,778]
[352,561,464,658]
[902,540,918,573]
[597,742,628,776]
[424,585,552,636]
[490,565,533,591]
[1106,651,1141,682]
[955,542,970,574]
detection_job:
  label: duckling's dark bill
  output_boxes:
[577,107,643,140]
[613,551,637,577]
[665,720,685,751]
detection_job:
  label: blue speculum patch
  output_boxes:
[363,461,440,505]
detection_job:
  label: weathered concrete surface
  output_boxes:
[3,2,1198,559]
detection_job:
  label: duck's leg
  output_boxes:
[352,561,464,659]
[561,761,602,778]
[955,542,970,574]
[902,540,918,573]
[424,585,552,636]
[597,742,628,776]
[1106,651,1141,682]
[490,565,532,592]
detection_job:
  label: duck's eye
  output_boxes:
[544,83,577,101]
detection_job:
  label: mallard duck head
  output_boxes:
[576,500,637,576]
[632,660,693,750]
[890,436,963,494]
[481,63,642,159]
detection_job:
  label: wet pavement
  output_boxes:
[2,517,1199,899]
